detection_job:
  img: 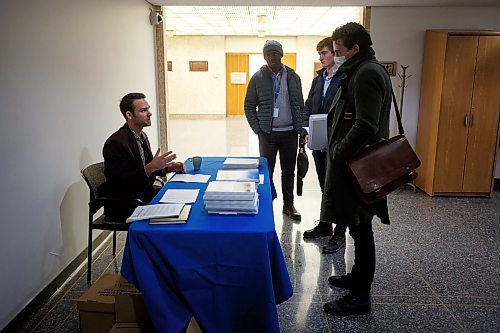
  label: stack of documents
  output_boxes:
[307,114,328,150]
[126,203,185,223]
[222,157,259,169]
[203,181,259,214]
[216,169,260,183]
[149,205,191,225]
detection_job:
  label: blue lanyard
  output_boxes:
[272,70,282,103]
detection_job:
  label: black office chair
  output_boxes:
[81,162,146,283]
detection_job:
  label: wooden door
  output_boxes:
[462,36,500,193]
[282,53,297,70]
[226,53,297,116]
[226,53,249,116]
[434,36,478,193]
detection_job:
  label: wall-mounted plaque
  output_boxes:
[230,72,247,84]
[380,61,397,76]
[167,61,172,71]
[189,61,208,72]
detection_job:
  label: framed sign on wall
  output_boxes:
[189,61,208,71]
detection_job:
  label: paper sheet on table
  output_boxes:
[159,189,199,204]
[259,174,264,185]
[126,204,184,223]
[169,173,211,183]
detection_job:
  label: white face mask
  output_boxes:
[334,56,346,67]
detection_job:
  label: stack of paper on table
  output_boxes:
[222,157,259,169]
[216,169,260,183]
[126,203,184,223]
[149,205,192,224]
[205,195,259,214]
[307,114,328,150]
[203,181,258,215]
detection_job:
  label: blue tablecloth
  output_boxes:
[121,157,293,333]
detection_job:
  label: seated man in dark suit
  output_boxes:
[102,92,185,221]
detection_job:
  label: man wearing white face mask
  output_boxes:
[301,37,348,255]
[321,22,392,317]
[334,55,347,67]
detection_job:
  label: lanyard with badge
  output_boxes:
[272,70,282,118]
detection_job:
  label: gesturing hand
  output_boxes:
[168,162,186,173]
[145,149,177,175]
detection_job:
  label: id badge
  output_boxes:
[273,107,279,118]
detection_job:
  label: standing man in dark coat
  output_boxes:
[301,36,348,254]
[244,40,304,220]
[102,92,185,221]
[321,23,392,316]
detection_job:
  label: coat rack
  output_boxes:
[397,65,411,120]
[397,65,417,193]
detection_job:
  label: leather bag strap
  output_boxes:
[354,60,405,135]
[390,87,404,135]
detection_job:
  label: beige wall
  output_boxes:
[370,6,500,176]
[0,0,158,329]
[166,35,327,115]
[166,36,226,115]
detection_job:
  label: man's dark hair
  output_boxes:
[119,92,146,119]
[332,22,372,51]
[316,37,333,52]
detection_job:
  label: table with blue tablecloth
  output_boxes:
[121,157,293,333]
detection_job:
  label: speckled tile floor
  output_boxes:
[14,118,500,332]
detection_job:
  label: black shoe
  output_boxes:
[322,233,346,254]
[328,274,354,290]
[303,222,333,239]
[323,292,371,316]
[283,204,301,221]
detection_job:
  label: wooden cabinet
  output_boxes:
[415,30,500,197]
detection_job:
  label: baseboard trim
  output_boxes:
[2,231,111,332]
[494,178,500,191]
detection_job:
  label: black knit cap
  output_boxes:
[263,40,283,56]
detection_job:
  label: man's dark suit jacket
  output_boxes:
[102,123,165,220]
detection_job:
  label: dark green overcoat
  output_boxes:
[320,48,392,226]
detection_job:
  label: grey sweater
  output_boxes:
[244,65,304,134]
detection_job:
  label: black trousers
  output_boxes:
[313,150,347,233]
[258,130,298,205]
[348,208,375,294]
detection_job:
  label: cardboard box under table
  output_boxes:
[77,273,148,333]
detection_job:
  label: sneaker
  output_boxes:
[283,204,301,221]
[323,292,371,316]
[322,233,346,254]
[303,222,333,239]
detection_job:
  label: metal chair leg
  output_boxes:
[112,231,117,255]
[87,224,92,284]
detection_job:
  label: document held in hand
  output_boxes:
[307,114,328,150]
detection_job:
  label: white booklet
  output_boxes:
[216,169,260,183]
[159,189,199,204]
[307,114,328,150]
[223,157,259,169]
[126,203,184,223]
[169,173,211,183]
